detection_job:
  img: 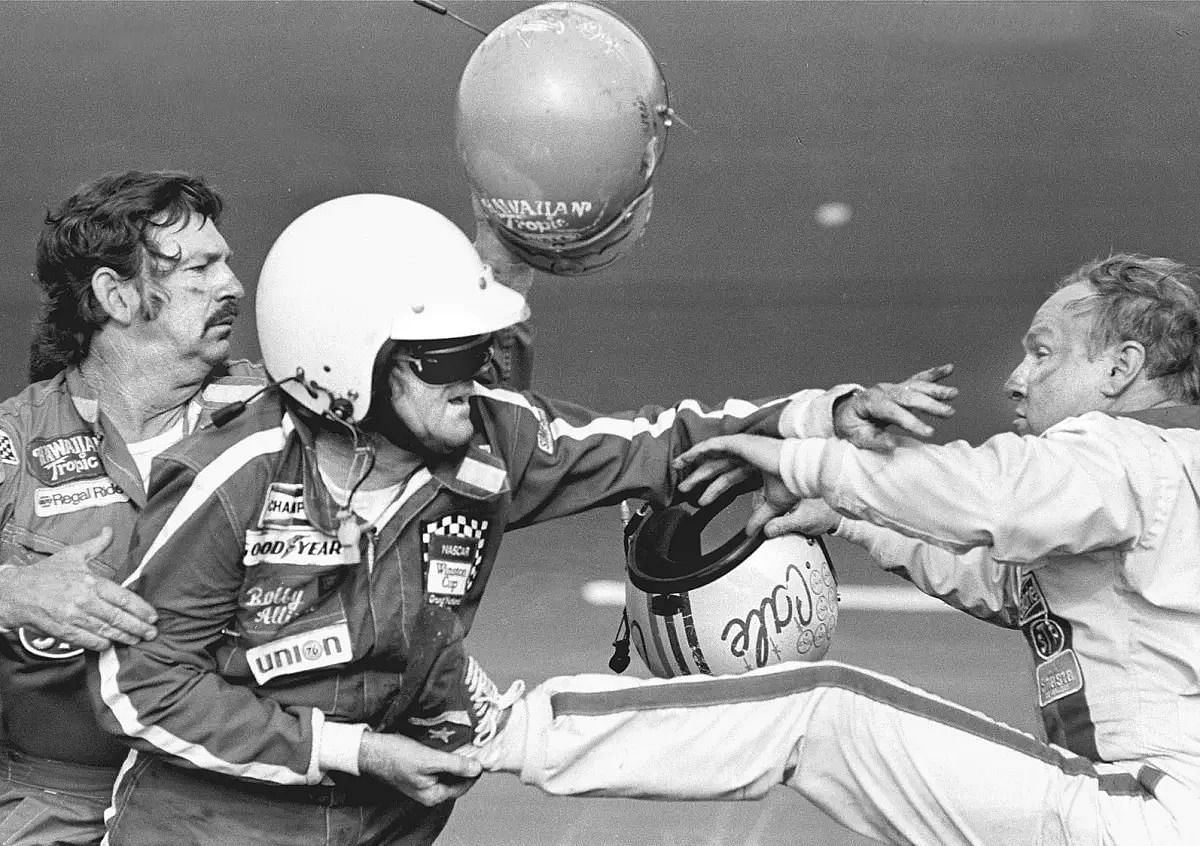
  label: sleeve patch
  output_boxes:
[0,431,18,466]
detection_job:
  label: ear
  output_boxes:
[1100,340,1146,397]
[90,267,140,326]
[387,361,408,402]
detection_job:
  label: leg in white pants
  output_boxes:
[471,661,1194,846]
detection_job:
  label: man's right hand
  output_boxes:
[358,731,483,807]
[0,528,158,650]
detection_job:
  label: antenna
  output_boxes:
[411,0,489,37]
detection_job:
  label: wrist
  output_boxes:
[318,721,368,776]
[831,388,863,439]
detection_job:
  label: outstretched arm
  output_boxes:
[674,364,958,512]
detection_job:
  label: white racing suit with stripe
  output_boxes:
[469,407,1200,846]
[89,381,849,844]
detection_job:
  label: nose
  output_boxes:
[219,265,245,301]
[1003,362,1027,400]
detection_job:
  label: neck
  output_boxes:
[81,343,209,441]
[1107,379,1175,416]
[313,428,424,492]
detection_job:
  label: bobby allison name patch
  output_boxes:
[422,514,488,606]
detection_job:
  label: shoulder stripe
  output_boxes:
[476,386,783,444]
[121,423,289,588]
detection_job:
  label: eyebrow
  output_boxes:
[1022,324,1051,347]
[183,247,233,263]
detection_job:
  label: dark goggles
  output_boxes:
[400,336,493,385]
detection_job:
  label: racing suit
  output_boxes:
[91,382,852,845]
[0,364,263,845]
[469,407,1200,846]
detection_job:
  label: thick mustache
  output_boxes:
[205,302,241,328]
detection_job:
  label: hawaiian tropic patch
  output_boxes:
[27,431,103,486]
[422,514,488,606]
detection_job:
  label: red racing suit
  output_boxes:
[91,383,846,787]
[0,363,264,766]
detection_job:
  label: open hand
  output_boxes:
[835,363,957,450]
[0,528,158,650]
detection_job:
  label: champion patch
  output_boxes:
[258,483,308,527]
[27,431,103,486]
[34,477,129,516]
[246,621,352,684]
[422,515,488,606]
[17,627,83,660]
[0,430,18,466]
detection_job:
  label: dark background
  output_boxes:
[2,3,1198,843]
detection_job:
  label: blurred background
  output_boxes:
[2,2,1198,843]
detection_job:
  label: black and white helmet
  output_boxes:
[619,496,839,678]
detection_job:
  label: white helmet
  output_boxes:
[619,498,839,678]
[256,194,529,422]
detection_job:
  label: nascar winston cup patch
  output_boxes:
[421,514,488,606]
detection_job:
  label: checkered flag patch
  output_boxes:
[421,514,489,589]
[0,431,18,466]
[422,515,487,562]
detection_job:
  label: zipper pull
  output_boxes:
[336,508,361,547]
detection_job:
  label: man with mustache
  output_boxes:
[0,170,261,844]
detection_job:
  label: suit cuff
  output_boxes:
[779,437,829,498]
[778,385,861,438]
[318,721,369,776]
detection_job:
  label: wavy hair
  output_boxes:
[1057,253,1200,403]
[29,170,224,382]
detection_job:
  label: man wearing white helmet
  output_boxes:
[88,193,952,845]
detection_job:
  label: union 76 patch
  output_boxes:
[421,514,488,607]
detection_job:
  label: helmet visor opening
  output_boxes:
[399,335,493,385]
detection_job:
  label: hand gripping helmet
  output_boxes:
[255,194,529,423]
[618,496,839,678]
[455,1,671,276]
